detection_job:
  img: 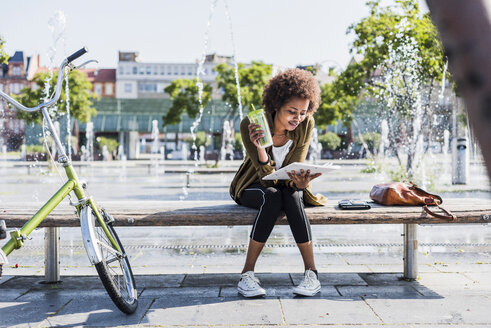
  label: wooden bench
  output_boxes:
[1,199,490,282]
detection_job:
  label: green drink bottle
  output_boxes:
[247,107,273,148]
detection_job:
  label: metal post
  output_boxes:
[403,224,418,280]
[45,227,60,283]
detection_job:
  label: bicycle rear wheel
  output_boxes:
[84,206,138,314]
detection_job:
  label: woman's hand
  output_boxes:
[287,169,322,190]
[248,123,264,149]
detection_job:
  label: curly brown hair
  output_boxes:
[262,68,321,114]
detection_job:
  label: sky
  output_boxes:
[1,0,429,71]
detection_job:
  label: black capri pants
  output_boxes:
[238,183,312,243]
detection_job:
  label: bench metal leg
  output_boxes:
[44,227,60,283]
[403,223,418,280]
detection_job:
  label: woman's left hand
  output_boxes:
[286,169,322,190]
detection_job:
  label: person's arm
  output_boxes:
[240,117,277,181]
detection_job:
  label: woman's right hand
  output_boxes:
[248,123,264,149]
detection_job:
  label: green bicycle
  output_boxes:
[0,47,138,314]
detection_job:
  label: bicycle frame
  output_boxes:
[1,162,120,259]
[0,48,120,263]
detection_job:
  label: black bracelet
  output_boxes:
[258,154,270,165]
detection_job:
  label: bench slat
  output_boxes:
[1,199,489,227]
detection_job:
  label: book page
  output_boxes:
[262,162,340,180]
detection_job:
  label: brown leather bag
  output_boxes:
[370,182,457,221]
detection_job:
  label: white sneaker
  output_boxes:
[237,271,266,297]
[293,269,321,296]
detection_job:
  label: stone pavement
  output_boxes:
[1,263,491,327]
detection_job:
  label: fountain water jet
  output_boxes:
[191,0,243,164]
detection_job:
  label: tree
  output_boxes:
[14,70,97,124]
[162,79,212,126]
[0,36,9,64]
[323,0,446,178]
[317,66,362,127]
[214,61,272,115]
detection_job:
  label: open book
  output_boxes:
[262,162,340,180]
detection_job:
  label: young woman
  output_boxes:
[229,68,327,297]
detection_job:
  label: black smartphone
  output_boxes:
[338,199,371,210]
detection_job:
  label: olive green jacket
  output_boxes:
[229,111,327,206]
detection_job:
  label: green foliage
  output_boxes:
[0,36,9,64]
[303,66,318,76]
[387,164,410,182]
[185,131,210,149]
[347,0,444,85]
[25,144,45,153]
[317,75,359,126]
[96,137,119,154]
[355,132,381,152]
[233,133,243,151]
[361,159,382,173]
[214,61,272,113]
[318,0,445,127]
[14,70,97,124]
[318,132,341,150]
[163,79,212,126]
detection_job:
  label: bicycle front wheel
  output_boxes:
[82,205,138,314]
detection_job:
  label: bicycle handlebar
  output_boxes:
[67,47,88,63]
[0,46,89,113]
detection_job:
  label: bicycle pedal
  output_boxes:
[0,220,6,240]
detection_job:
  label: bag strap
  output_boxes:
[409,181,443,205]
[423,205,457,221]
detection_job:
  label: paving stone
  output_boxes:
[2,266,43,276]
[321,264,372,273]
[418,263,443,273]
[417,272,474,286]
[426,252,487,264]
[202,264,243,273]
[280,298,381,324]
[40,293,153,327]
[336,285,426,299]
[131,265,204,275]
[254,273,293,286]
[0,275,14,285]
[366,264,404,273]
[0,275,106,290]
[134,274,185,288]
[142,297,283,325]
[0,288,30,301]
[339,253,403,265]
[219,285,340,298]
[365,295,491,324]
[181,273,241,287]
[359,272,416,286]
[461,271,491,284]
[433,263,491,273]
[180,272,292,288]
[140,286,219,298]
[311,252,350,265]
[0,290,74,327]
[414,281,491,297]
[290,272,367,286]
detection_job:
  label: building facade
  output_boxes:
[116,51,229,99]
[0,51,40,151]
[81,68,116,98]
